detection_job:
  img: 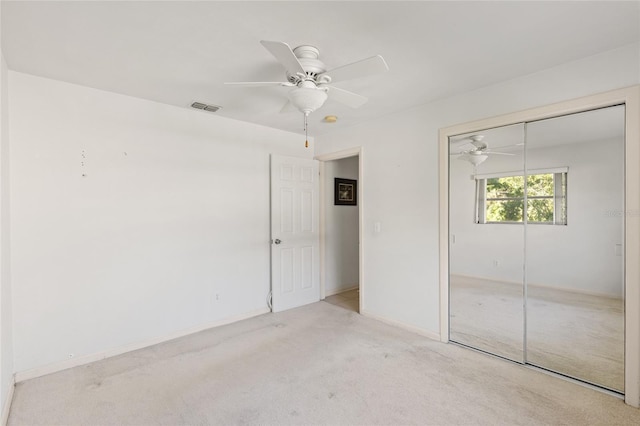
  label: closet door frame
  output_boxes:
[438,85,640,407]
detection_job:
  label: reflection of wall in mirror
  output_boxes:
[449,137,624,298]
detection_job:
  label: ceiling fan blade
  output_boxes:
[320,55,389,83]
[453,150,480,157]
[486,151,515,156]
[450,143,476,153]
[224,81,294,87]
[327,86,368,109]
[260,40,306,76]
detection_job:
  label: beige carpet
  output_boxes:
[450,275,624,392]
[9,301,640,425]
[450,275,525,362]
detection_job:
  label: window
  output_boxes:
[475,169,567,225]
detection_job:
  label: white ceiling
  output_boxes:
[526,104,626,148]
[2,1,638,137]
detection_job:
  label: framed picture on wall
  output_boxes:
[334,178,357,206]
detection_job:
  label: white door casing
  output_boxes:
[270,155,320,312]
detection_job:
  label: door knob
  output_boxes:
[274,239,282,245]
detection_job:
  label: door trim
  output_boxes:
[438,85,640,406]
[315,147,363,312]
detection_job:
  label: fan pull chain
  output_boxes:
[304,113,309,148]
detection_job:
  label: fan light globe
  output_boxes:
[288,87,328,115]
[466,154,488,166]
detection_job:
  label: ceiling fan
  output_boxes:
[225,40,389,146]
[451,135,514,166]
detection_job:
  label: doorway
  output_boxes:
[316,148,363,314]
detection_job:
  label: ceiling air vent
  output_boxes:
[191,102,222,112]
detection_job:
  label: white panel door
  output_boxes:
[271,155,320,312]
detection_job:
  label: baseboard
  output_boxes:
[14,307,271,383]
[1,375,15,426]
[360,309,440,341]
[324,284,359,297]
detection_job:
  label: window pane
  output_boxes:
[486,199,524,222]
[526,174,554,197]
[486,176,524,199]
[527,198,554,223]
[481,172,566,224]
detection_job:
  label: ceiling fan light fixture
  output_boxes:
[288,86,328,115]
[464,153,488,166]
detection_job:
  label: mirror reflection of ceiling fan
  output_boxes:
[225,40,389,147]
[450,135,514,166]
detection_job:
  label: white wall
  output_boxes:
[0,47,15,417]
[315,43,640,334]
[8,72,313,374]
[324,156,359,296]
[528,138,624,297]
[449,137,624,298]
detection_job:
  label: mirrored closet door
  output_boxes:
[525,106,625,392]
[449,123,525,362]
[448,105,625,393]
